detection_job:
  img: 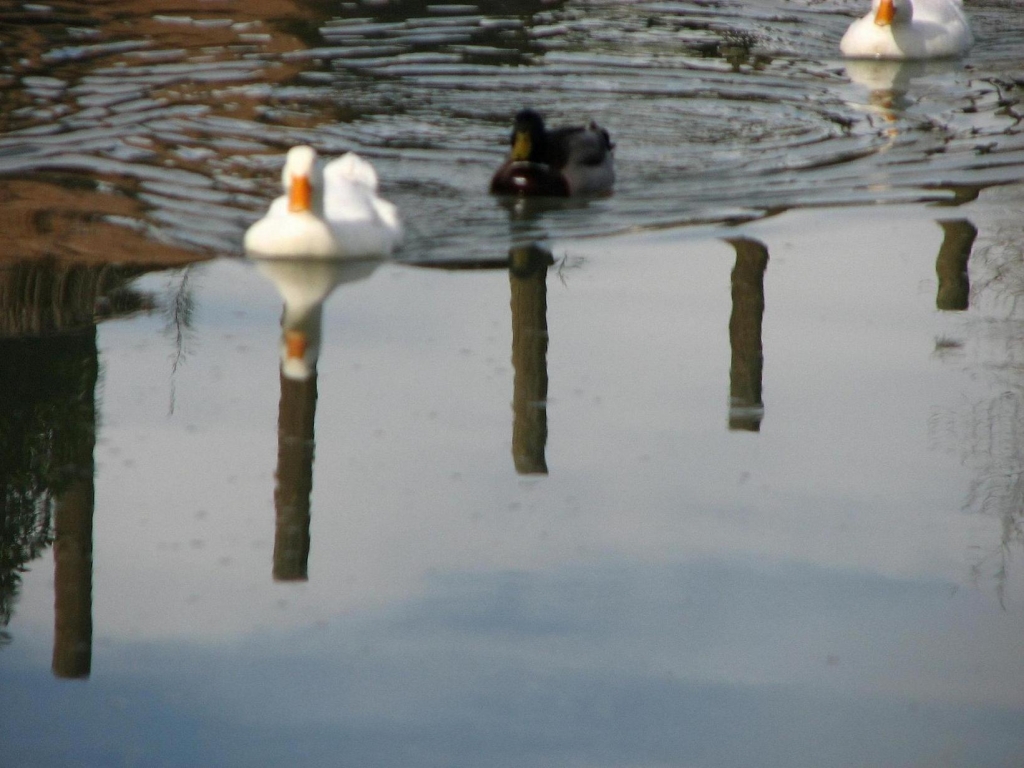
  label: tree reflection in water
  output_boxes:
[929,200,1024,602]
[0,261,151,677]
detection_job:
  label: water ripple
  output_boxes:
[0,0,1021,261]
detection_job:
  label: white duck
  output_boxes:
[840,0,973,60]
[244,146,403,259]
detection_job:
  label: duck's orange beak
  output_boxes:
[874,0,895,26]
[284,330,308,360]
[288,174,312,212]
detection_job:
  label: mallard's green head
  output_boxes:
[510,109,546,162]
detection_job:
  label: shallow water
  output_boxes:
[2,1,1024,766]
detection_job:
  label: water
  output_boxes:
[2,0,1024,765]
[1,0,1022,257]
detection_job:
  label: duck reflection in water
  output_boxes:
[843,59,963,124]
[251,258,383,581]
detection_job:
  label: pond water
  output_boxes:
[2,0,1024,765]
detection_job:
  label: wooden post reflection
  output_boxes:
[726,237,769,432]
[273,370,317,581]
[935,219,976,311]
[52,463,94,679]
[510,245,551,474]
[52,329,99,679]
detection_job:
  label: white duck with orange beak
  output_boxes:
[840,0,972,60]
[244,146,403,259]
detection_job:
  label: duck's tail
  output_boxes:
[324,152,380,191]
[372,198,403,246]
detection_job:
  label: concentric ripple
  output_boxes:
[0,0,1022,262]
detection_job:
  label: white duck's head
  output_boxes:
[245,146,338,258]
[280,145,323,214]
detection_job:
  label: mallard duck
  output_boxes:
[490,109,615,197]
[244,146,403,259]
[840,0,973,60]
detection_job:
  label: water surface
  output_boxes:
[1,0,1023,256]
[2,1,1024,766]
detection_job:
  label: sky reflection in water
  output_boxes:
[5,198,1024,765]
